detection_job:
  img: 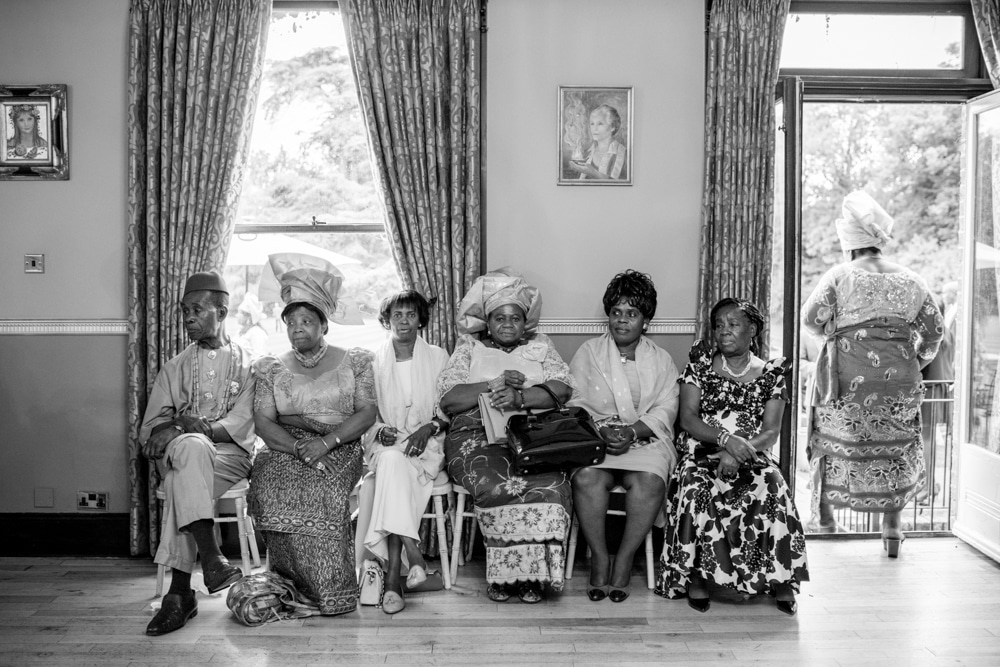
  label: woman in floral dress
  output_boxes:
[656,298,809,615]
[438,270,575,604]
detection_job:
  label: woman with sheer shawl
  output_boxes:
[568,270,679,603]
[354,290,450,614]
[438,269,576,604]
[248,253,377,616]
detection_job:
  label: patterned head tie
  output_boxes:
[456,268,542,335]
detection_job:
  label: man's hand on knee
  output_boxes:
[143,423,183,460]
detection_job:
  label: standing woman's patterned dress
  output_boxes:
[803,264,943,514]
[248,349,375,615]
[656,349,809,599]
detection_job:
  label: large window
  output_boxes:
[224,7,400,356]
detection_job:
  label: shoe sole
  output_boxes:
[205,569,243,594]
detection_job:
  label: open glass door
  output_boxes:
[954,88,1000,561]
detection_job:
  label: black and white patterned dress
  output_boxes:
[655,349,809,599]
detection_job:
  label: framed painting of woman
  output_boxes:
[558,86,633,186]
[0,84,69,180]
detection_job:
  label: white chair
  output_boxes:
[448,483,479,585]
[154,478,262,597]
[565,485,656,590]
[422,479,453,590]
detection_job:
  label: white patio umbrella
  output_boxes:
[226,233,362,270]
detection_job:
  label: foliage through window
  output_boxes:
[225,8,400,356]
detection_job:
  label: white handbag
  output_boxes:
[358,559,384,606]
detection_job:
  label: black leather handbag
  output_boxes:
[505,384,606,475]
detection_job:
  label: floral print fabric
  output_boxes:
[656,350,809,599]
[439,334,574,588]
[803,265,943,513]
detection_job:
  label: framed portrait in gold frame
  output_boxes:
[557,85,632,186]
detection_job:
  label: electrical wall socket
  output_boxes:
[77,491,108,511]
[24,254,44,273]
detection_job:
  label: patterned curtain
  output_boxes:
[696,0,790,344]
[126,0,270,557]
[341,0,483,352]
[972,0,1000,87]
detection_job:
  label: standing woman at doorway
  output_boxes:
[803,191,943,556]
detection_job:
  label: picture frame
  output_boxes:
[0,84,69,180]
[558,85,632,186]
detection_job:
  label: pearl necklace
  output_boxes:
[294,338,328,369]
[721,353,752,378]
[191,341,239,421]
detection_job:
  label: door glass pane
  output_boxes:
[970,105,1000,454]
[781,14,964,70]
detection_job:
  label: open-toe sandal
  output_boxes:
[517,582,543,604]
[486,582,510,602]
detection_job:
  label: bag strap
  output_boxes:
[531,383,565,411]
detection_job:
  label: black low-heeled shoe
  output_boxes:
[687,595,710,613]
[587,584,609,602]
[776,598,797,616]
[608,583,630,603]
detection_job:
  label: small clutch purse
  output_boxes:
[358,559,384,607]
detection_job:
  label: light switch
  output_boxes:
[24,254,44,273]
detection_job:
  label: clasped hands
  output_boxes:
[377,422,436,458]
[487,370,526,412]
[717,433,756,477]
[599,424,637,456]
[296,437,331,467]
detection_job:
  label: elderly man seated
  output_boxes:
[140,271,257,636]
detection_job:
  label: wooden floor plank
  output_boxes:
[0,538,999,665]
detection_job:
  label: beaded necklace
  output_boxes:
[294,338,328,368]
[721,353,752,379]
[191,341,239,421]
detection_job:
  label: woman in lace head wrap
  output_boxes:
[438,269,575,604]
[801,191,943,556]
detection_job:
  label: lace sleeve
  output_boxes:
[252,356,281,412]
[802,265,842,337]
[350,348,377,408]
[437,334,475,398]
[536,333,575,388]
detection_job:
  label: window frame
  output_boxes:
[782,0,984,80]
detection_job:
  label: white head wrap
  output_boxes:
[237,293,265,325]
[835,190,894,258]
[455,268,542,335]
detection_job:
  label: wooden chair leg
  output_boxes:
[450,492,465,585]
[432,494,452,590]
[644,529,655,589]
[565,517,579,579]
[233,496,252,575]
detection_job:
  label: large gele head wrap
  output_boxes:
[456,268,542,335]
[835,190,894,258]
[184,270,228,296]
[265,252,362,325]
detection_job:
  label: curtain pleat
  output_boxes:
[127,0,269,557]
[697,0,790,346]
[341,0,482,352]
[972,0,1000,87]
